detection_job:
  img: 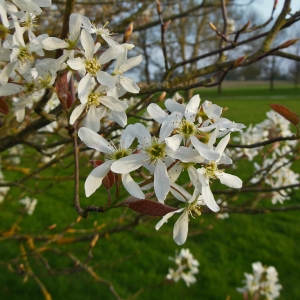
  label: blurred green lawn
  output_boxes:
[0,81,299,299]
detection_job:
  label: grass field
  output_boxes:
[0,81,299,300]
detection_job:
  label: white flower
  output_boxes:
[111,123,171,202]
[70,77,128,132]
[237,262,282,300]
[67,29,119,95]
[147,95,220,161]
[166,248,199,287]
[19,196,38,215]
[42,13,82,51]
[78,126,145,199]
[81,17,119,49]
[156,183,203,245]
[111,46,142,96]
[197,133,242,212]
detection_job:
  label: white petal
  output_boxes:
[78,74,91,98]
[165,134,182,151]
[84,106,101,132]
[120,126,135,149]
[69,13,82,42]
[207,127,219,148]
[67,57,85,71]
[217,172,242,188]
[81,29,94,59]
[170,183,191,202]
[0,62,16,84]
[202,185,220,212]
[122,174,145,199]
[110,110,127,127]
[173,210,189,245]
[165,98,185,114]
[85,161,113,197]
[15,106,25,122]
[96,70,115,88]
[129,123,151,147]
[100,96,128,112]
[69,104,86,125]
[187,166,198,186]
[154,160,170,203]
[159,112,181,141]
[120,55,142,73]
[215,133,230,156]
[120,76,139,93]
[185,94,200,122]
[0,46,11,61]
[155,208,184,230]
[190,136,220,161]
[42,37,68,50]
[110,153,146,174]
[171,147,204,163]
[147,103,167,124]
[78,127,114,153]
[0,82,25,96]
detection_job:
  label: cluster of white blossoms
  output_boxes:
[79,94,245,244]
[19,196,38,215]
[0,2,245,245]
[0,1,142,130]
[166,248,199,287]
[237,262,282,300]
[230,110,299,204]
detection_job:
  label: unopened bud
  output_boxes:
[156,0,162,14]
[233,56,246,67]
[273,0,278,9]
[76,216,82,223]
[163,20,171,31]
[123,22,133,43]
[240,21,250,32]
[158,92,167,101]
[279,38,300,49]
[209,22,217,32]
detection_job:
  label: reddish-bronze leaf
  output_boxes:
[66,92,73,109]
[0,97,9,114]
[91,160,115,189]
[270,103,300,126]
[55,72,69,109]
[120,196,177,216]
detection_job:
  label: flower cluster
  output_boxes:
[166,248,199,287]
[79,94,245,244]
[230,110,299,204]
[0,3,142,131]
[19,196,38,215]
[1,3,245,245]
[237,261,282,300]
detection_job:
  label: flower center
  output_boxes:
[18,46,34,63]
[204,162,220,180]
[187,202,202,218]
[87,92,101,109]
[85,58,101,76]
[177,119,198,139]
[106,148,132,161]
[0,25,9,39]
[145,139,166,164]
[196,108,209,122]
[38,73,52,88]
